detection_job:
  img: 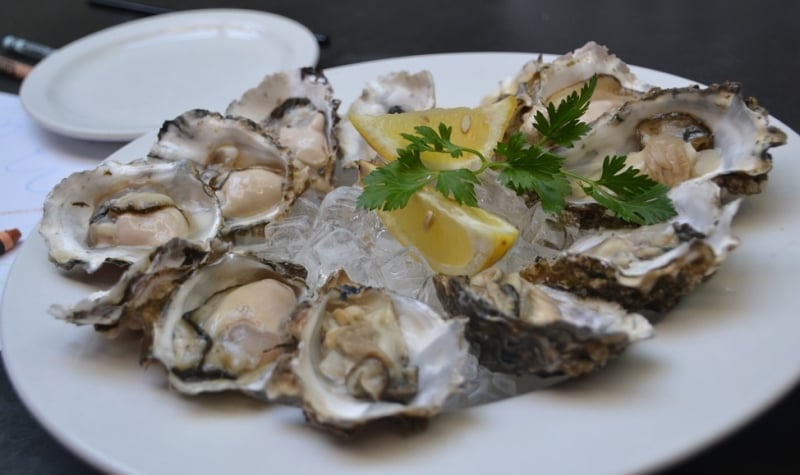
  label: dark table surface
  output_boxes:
[1,1,798,473]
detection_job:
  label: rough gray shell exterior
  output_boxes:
[433,270,652,377]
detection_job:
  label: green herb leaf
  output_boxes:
[578,155,677,225]
[496,135,571,214]
[356,149,434,211]
[533,75,596,147]
[435,169,480,206]
[493,131,528,161]
[401,124,464,157]
[595,155,659,198]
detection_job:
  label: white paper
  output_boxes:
[0,92,123,348]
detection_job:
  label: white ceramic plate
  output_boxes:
[3,53,799,475]
[19,9,319,141]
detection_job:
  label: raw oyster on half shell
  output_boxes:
[150,246,308,396]
[486,41,653,137]
[559,82,787,210]
[40,158,222,273]
[513,82,787,230]
[226,67,340,192]
[148,110,302,238]
[267,271,468,434]
[434,267,653,377]
[52,238,309,396]
[522,180,741,312]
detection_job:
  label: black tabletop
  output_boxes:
[1,1,798,473]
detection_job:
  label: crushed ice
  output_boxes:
[244,184,566,408]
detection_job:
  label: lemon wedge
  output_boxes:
[350,96,516,171]
[359,162,519,276]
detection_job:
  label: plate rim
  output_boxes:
[19,8,320,141]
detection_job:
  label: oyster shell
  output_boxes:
[50,238,227,351]
[40,158,222,273]
[226,67,340,192]
[434,268,653,377]
[526,42,651,122]
[148,110,302,237]
[335,70,436,170]
[486,42,652,136]
[53,238,308,396]
[560,82,787,211]
[522,180,741,312]
[150,248,308,395]
[267,271,467,434]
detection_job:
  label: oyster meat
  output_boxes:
[486,41,652,137]
[40,158,222,273]
[226,67,340,192]
[267,271,467,434]
[151,247,308,395]
[560,82,788,213]
[149,110,302,237]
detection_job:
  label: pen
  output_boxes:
[0,55,32,80]
[87,0,331,47]
[2,35,55,60]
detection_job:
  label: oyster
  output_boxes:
[53,238,308,396]
[560,82,788,210]
[267,271,467,434]
[51,238,227,350]
[434,267,653,377]
[522,180,741,312]
[40,158,222,273]
[226,67,340,192]
[336,70,436,170]
[526,42,651,123]
[150,247,307,395]
[487,42,652,136]
[149,110,302,237]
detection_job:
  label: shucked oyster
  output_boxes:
[40,159,222,273]
[524,42,652,124]
[523,180,741,312]
[267,271,467,434]
[150,247,307,395]
[226,67,340,192]
[559,82,787,215]
[52,238,308,396]
[486,41,652,136]
[434,268,653,377]
[51,239,226,352]
[149,110,303,237]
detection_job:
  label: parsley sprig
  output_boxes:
[357,76,677,226]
